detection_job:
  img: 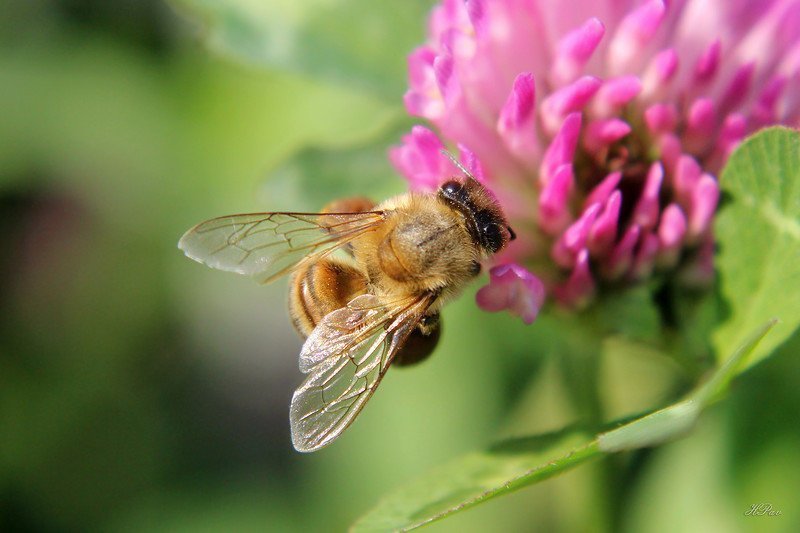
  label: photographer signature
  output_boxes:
[745,503,782,517]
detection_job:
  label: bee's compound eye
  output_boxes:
[441,181,461,196]
[482,223,503,253]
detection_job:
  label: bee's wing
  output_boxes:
[290,292,436,452]
[178,211,384,284]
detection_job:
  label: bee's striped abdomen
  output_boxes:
[288,259,368,338]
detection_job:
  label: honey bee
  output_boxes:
[178,158,514,452]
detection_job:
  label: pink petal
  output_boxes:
[588,190,622,256]
[694,39,722,84]
[497,72,541,166]
[389,126,449,191]
[408,46,437,88]
[434,53,457,103]
[673,155,702,207]
[465,0,485,35]
[540,112,582,186]
[687,174,720,242]
[552,17,606,84]
[641,48,679,100]
[718,61,756,115]
[555,249,596,309]
[684,98,717,153]
[751,76,787,127]
[497,72,536,131]
[644,103,678,134]
[657,203,687,268]
[552,202,602,267]
[631,162,664,231]
[404,47,444,119]
[607,0,666,75]
[539,164,575,235]
[583,118,632,154]
[583,171,622,209]
[603,224,641,280]
[706,113,748,172]
[657,133,682,175]
[457,143,488,182]
[541,76,601,134]
[476,263,546,324]
[592,75,642,117]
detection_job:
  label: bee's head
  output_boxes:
[438,177,515,254]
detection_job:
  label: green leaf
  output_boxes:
[351,427,599,532]
[353,320,776,531]
[598,318,776,452]
[169,0,435,100]
[713,127,800,369]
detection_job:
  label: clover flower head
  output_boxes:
[391,0,800,321]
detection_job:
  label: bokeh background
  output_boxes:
[1,1,799,532]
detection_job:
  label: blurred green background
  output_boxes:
[1,1,798,532]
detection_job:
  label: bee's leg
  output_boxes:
[393,313,441,367]
[288,258,368,339]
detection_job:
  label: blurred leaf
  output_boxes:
[353,319,776,530]
[694,319,778,404]
[598,336,684,421]
[259,114,415,211]
[621,413,741,533]
[169,0,434,100]
[590,286,661,341]
[109,481,297,533]
[713,127,800,368]
[599,318,776,452]
[0,218,170,530]
[669,287,721,373]
[351,426,598,532]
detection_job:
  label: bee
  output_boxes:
[178,158,514,452]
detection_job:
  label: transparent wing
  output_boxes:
[290,293,436,452]
[178,211,384,284]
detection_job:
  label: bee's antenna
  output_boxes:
[440,149,476,180]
